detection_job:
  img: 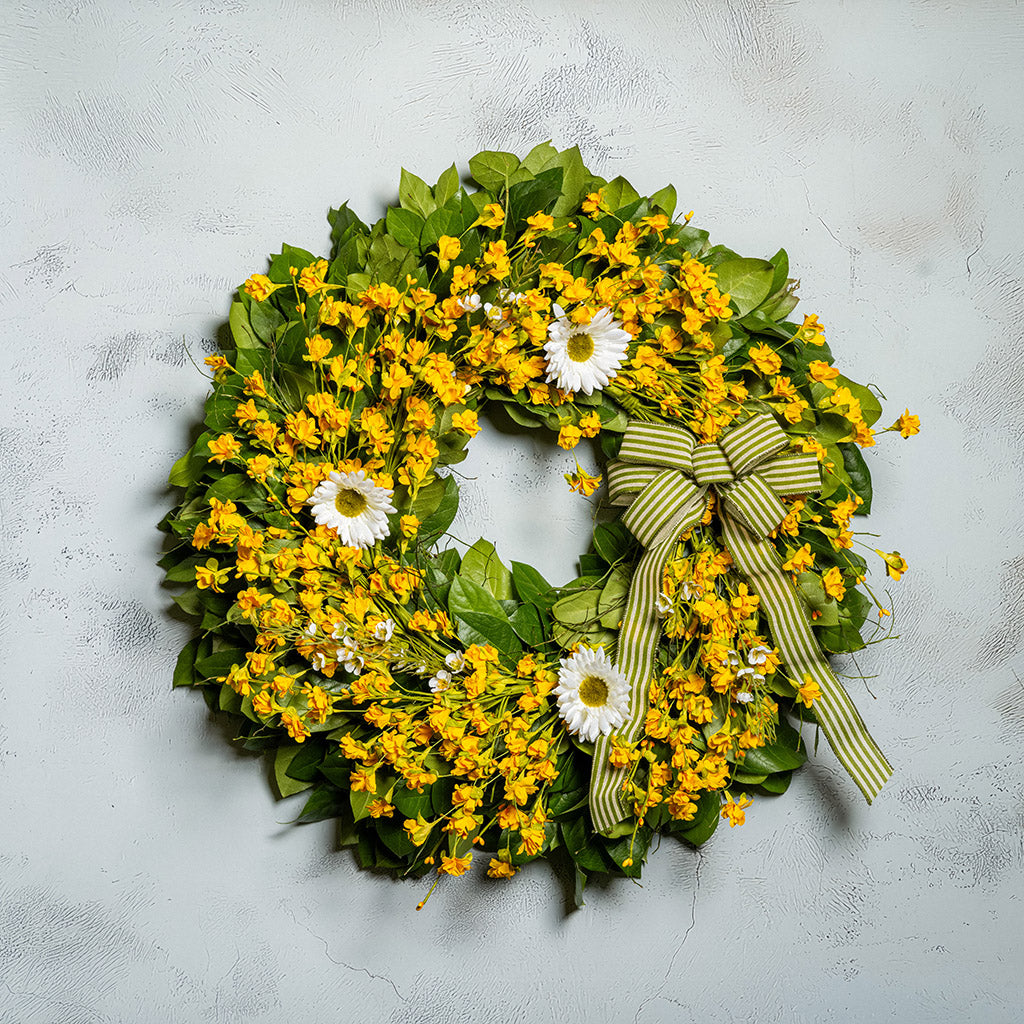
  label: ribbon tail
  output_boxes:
[589,535,678,834]
[720,516,892,802]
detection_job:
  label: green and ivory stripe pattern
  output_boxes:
[588,413,892,835]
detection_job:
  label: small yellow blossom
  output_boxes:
[875,549,908,581]
[890,409,920,438]
[477,203,505,229]
[796,675,822,708]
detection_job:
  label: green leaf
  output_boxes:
[551,588,602,627]
[274,746,314,798]
[460,538,514,600]
[767,247,789,295]
[292,787,346,824]
[228,300,261,349]
[601,175,640,213]
[433,163,461,206]
[520,140,560,174]
[448,576,521,660]
[818,621,867,653]
[398,168,436,219]
[167,445,197,488]
[249,298,285,343]
[648,183,677,217]
[509,603,545,647]
[837,441,873,512]
[592,521,634,566]
[468,150,521,192]
[551,146,586,217]
[675,790,720,847]
[758,771,792,794]
[597,565,631,630]
[416,474,460,539]
[573,865,587,909]
[421,206,465,250]
[385,206,424,251]
[795,572,840,627]
[172,637,199,687]
[739,720,807,774]
[511,561,555,608]
[713,258,775,316]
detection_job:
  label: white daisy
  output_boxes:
[543,304,631,395]
[554,646,630,743]
[306,469,396,548]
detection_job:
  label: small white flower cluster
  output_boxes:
[725,645,772,702]
[656,581,703,617]
[428,650,466,693]
[304,617,398,677]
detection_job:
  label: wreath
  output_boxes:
[159,144,918,903]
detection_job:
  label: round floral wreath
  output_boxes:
[160,145,918,902]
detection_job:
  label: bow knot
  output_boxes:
[691,442,734,485]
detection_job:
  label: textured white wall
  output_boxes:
[2,1,1022,1021]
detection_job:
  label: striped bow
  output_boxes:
[588,413,891,834]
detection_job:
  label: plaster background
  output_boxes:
[2,1,1023,1021]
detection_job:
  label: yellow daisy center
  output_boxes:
[566,332,595,362]
[578,674,609,707]
[335,488,368,517]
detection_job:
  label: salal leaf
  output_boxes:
[713,258,775,316]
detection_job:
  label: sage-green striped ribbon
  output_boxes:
[589,414,892,834]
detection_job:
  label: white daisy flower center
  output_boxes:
[334,487,368,517]
[578,674,609,707]
[566,332,595,362]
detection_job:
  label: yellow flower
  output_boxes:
[796,675,822,708]
[477,203,505,229]
[400,514,420,538]
[439,853,473,876]
[195,558,231,592]
[721,795,752,827]
[557,424,582,449]
[304,333,332,362]
[243,274,277,302]
[875,549,908,581]
[565,464,602,496]
[578,411,602,437]
[581,189,604,214]
[298,260,329,295]
[451,409,480,436]
[437,235,461,263]
[279,707,310,742]
[748,343,782,376]
[807,360,840,388]
[487,856,517,879]
[207,433,242,464]
[891,409,920,438]
[822,566,846,601]
[797,314,826,346]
